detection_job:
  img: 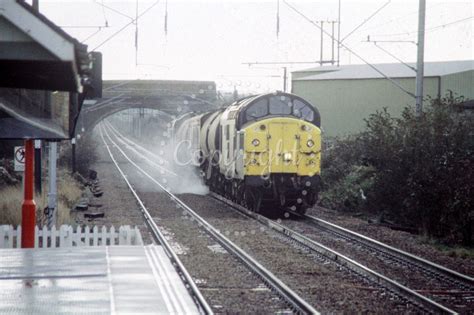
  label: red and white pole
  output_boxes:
[21,139,36,248]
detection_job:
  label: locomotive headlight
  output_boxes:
[252,139,260,146]
[307,139,315,147]
[283,152,292,161]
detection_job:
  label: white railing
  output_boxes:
[0,225,143,248]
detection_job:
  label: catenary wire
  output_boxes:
[92,0,160,51]
[282,0,416,99]
[371,15,474,38]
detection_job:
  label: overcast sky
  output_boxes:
[34,0,473,92]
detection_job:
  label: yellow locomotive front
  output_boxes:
[244,117,321,177]
[232,93,321,213]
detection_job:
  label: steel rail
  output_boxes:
[103,120,458,313]
[104,120,173,169]
[296,212,474,289]
[209,192,458,315]
[100,123,319,315]
[103,121,177,176]
[98,124,213,315]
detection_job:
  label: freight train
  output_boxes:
[173,92,321,214]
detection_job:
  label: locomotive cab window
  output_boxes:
[245,99,268,121]
[293,99,314,122]
[239,94,320,128]
[269,96,291,115]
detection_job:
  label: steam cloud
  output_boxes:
[106,116,209,196]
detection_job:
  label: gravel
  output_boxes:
[174,193,421,314]
[98,132,293,314]
[138,190,292,314]
[94,125,472,313]
[281,216,474,314]
[308,206,474,277]
[71,144,155,244]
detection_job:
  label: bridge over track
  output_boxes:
[78,80,218,132]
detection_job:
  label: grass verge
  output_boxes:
[0,169,82,226]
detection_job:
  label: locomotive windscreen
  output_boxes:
[238,93,320,128]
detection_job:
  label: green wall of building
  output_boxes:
[441,70,474,100]
[292,71,473,136]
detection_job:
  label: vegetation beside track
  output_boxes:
[0,169,81,226]
[0,133,99,226]
[320,94,473,246]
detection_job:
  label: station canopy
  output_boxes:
[0,1,94,139]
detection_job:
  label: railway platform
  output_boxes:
[0,245,200,314]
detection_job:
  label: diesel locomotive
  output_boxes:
[173,91,321,214]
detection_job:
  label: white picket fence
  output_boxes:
[0,225,143,248]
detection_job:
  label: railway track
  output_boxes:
[284,210,474,313]
[99,122,319,314]
[98,124,212,315]
[209,192,459,314]
[105,121,171,168]
[102,120,468,313]
[293,211,474,288]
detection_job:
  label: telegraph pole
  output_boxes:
[337,0,341,67]
[313,20,339,66]
[320,21,324,66]
[415,0,426,117]
[331,21,335,65]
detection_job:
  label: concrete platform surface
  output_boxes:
[0,246,200,314]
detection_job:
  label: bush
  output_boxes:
[0,158,21,187]
[320,164,375,212]
[320,94,474,245]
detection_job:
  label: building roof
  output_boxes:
[293,60,474,81]
[15,0,87,53]
[0,0,90,91]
